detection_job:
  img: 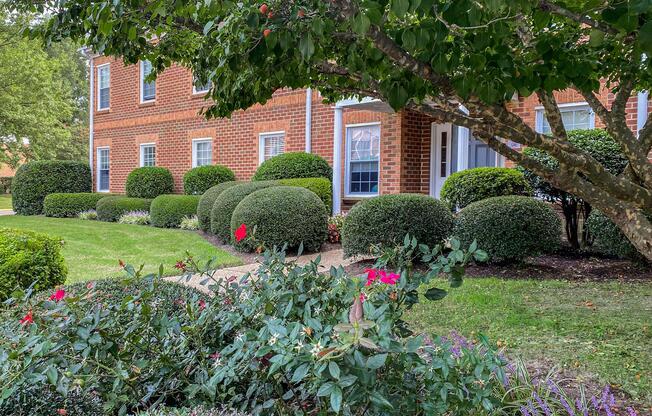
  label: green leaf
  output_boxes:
[424,287,447,301]
[299,33,315,59]
[473,249,489,262]
[352,13,371,35]
[291,363,309,383]
[391,0,410,17]
[203,20,214,35]
[328,361,340,380]
[639,21,652,55]
[46,366,58,385]
[401,30,416,50]
[366,353,387,369]
[317,381,335,397]
[330,386,343,413]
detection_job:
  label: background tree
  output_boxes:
[9,0,652,260]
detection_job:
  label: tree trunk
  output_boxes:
[593,202,652,262]
[561,198,580,250]
[580,202,593,248]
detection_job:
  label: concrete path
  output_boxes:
[0,210,14,216]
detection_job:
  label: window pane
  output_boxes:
[98,66,110,109]
[349,161,379,195]
[540,106,592,134]
[141,145,156,167]
[193,75,212,93]
[194,141,212,166]
[98,149,110,191]
[141,61,156,101]
[262,133,285,161]
[348,125,380,195]
[350,125,380,161]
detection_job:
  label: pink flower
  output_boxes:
[209,352,221,360]
[86,282,95,290]
[198,299,206,310]
[380,272,400,285]
[19,310,33,325]
[174,261,187,271]
[49,289,66,302]
[364,268,378,286]
[359,293,367,303]
[234,223,247,242]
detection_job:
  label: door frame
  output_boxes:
[429,122,453,198]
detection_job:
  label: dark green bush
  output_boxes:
[126,167,174,199]
[43,192,115,218]
[585,210,648,261]
[0,228,67,301]
[279,177,332,212]
[197,181,240,232]
[210,181,278,241]
[252,152,332,181]
[453,196,561,263]
[184,165,236,195]
[440,167,532,210]
[0,177,11,194]
[12,161,91,215]
[150,194,200,228]
[0,385,103,416]
[231,186,328,251]
[341,194,454,257]
[96,196,152,222]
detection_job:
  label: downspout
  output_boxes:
[88,54,95,189]
[305,88,312,152]
[637,91,648,137]
[332,105,343,215]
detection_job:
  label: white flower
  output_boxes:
[269,333,280,346]
[235,332,245,342]
[310,342,323,358]
[314,306,322,315]
[294,340,304,352]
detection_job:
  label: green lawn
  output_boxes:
[406,277,652,403]
[0,216,242,283]
[0,195,11,210]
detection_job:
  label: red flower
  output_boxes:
[86,282,95,290]
[359,293,367,303]
[234,223,247,242]
[118,259,125,268]
[49,289,66,302]
[209,352,221,360]
[19,310,33,325]
[174,261,187,271]
[380,272,400,285]
[198,299,206,310]
[364,268,378,286]
[57,409,68,415]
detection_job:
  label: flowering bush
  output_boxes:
[77,209,97,220]
[179,215,200,230]
[118,210,151,225]
[327,214,346,244]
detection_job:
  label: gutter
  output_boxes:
[305,88,312,152]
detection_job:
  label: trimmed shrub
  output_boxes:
[210,181,278,241]
[183,165,236,195]
[279,177,332,212]
[453,196,561,263]
[0,177,11,194]
[125,167,174,198]
[138,407,248,416]
[440,167,532,210]
[12,160,91,215]
[197,181,240,232]
[341,194,454,257]
[43,192,114,218]
[150,195,200,228]
[96,196,152,222]
[0,228,67,301]
[252,152,332,181]
[0,385,103,416]
[231,186,328,252]
[585,210,648,261]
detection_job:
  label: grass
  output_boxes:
[0,215,242,283]
[0,195,11,210]
[406,277,652,404]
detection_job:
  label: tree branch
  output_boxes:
[538,1,618,35]
[536,90,567,140]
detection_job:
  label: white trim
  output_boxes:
[139,143,156,167]
[140,61,156,103]
[430,123,453,199]
[344,122,381,198]
[258,131,286,164]
[96,146,110,193]
[192,75,211,95]
[191,138,213,167]
[534,102,595,133]
[332,107,343,215]
[637,91,649,137]
[96,63,110,111]
[89,56,94,184]
[305,88,312,152]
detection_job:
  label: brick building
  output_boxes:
[88,55,651,214]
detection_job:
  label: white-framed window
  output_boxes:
[140,60,156,103]
[97,64,110,110]
[259,132,285,163]
[535,103,595,134]
[97,147,110,192]
[140,143,156,167]
[192,74,212,94]
[345,123,380,197]
[192,139,213,167]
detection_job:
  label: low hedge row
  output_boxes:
[197,182,240,232]
[96,196,152,222]
[126,167,174,199]
[184,165,235,195]
[43,193,115,217]
[150,195,200,228]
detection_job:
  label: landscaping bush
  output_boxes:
[585,210,648,262]
[252,152,332,181]
[440,167,532,210]
[278,177,332,212]
[11,160,91,215]
[118,210,151,225]
[43,192,114,218]
[78,210,97,220]
[453,196,561,263]
[197,181,240,232]
[341,193,454,257]
[137,406,248,416]
[96,196,152,222]
[179,215,199,230]
[0,384,103,416]
[209,181,278,241]
[150,195,200,228]
[126,167,174,198]
[0,228,67,301]
[231,186,328,251]
[183,165,236,195]
[0,177,11,194]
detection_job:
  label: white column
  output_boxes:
[332,106,344,215]
[88,55,95,188]
[637,91,648,137]
[305,88,312,152]
[457,126,469,171]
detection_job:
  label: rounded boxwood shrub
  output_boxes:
[197,181,240,232]
[453,196,561,263]
[252,152,332,181]
[43,192,115,218]
[12,160,91,215]
[279,177,332,212]
[125,167,174,199]
[96,196,152,222]
[585,210,648,262]
[231,186,328,252]
[341,194,454,258]
[150,195,200,228]
[210,181,278,241]
[0,228,67,301]
[183,165,236,195]
[440,167,532,210]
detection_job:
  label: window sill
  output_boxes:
[138,100,156,108]
[190,92,210,99]
[96,108,111,114]
[344,194,379,200]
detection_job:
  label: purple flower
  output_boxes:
[533,391,552,416]
[627,407,638,416]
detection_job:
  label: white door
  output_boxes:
[430,123,453,198]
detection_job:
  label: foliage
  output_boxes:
[0,178,11,194]
[278,177,332,212]
[150,195,200,228]
[77,209,97,220]
[252,152,332,181]
[179,215,199,230]
[11,160,91,215]
[230,186,328,251]
[118,210,151,225]
[0,384,103,416]
[586,210,649,262]
[341,193,454,258]
[440,167,532,210]
[126,167,174,199]
[197,181,240,232]
[327,214,346,244]
[0,227,67,301]
[453,196,561,263]
[183,165,236,196]
[96,196,152,222]
[137,407,248,416]
[43,192,113,218]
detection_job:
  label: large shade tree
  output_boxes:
[10,0,652,259]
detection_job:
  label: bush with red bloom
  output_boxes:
[49,289,66,302]
[365,268,400,286]
[19,310,33,325]
[174,261,187,271]
[234,223,247,242]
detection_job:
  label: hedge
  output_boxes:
[197,181,240,232]
[12,161,91,215]
[453,196,561,263]
[341,194,454,258]
[96,196,152,222]
[183,165,236,195]
[252,152,332,181]
[0,384,103,416]
[586,210,648,262]
[43,193,115,218]
[231,186,328,252]
[150,195,200,228]
[278,177,332,212]
[125,167,174,199]
[0,177,11,194]
[210,181,278,241]
[0,228,67,301]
